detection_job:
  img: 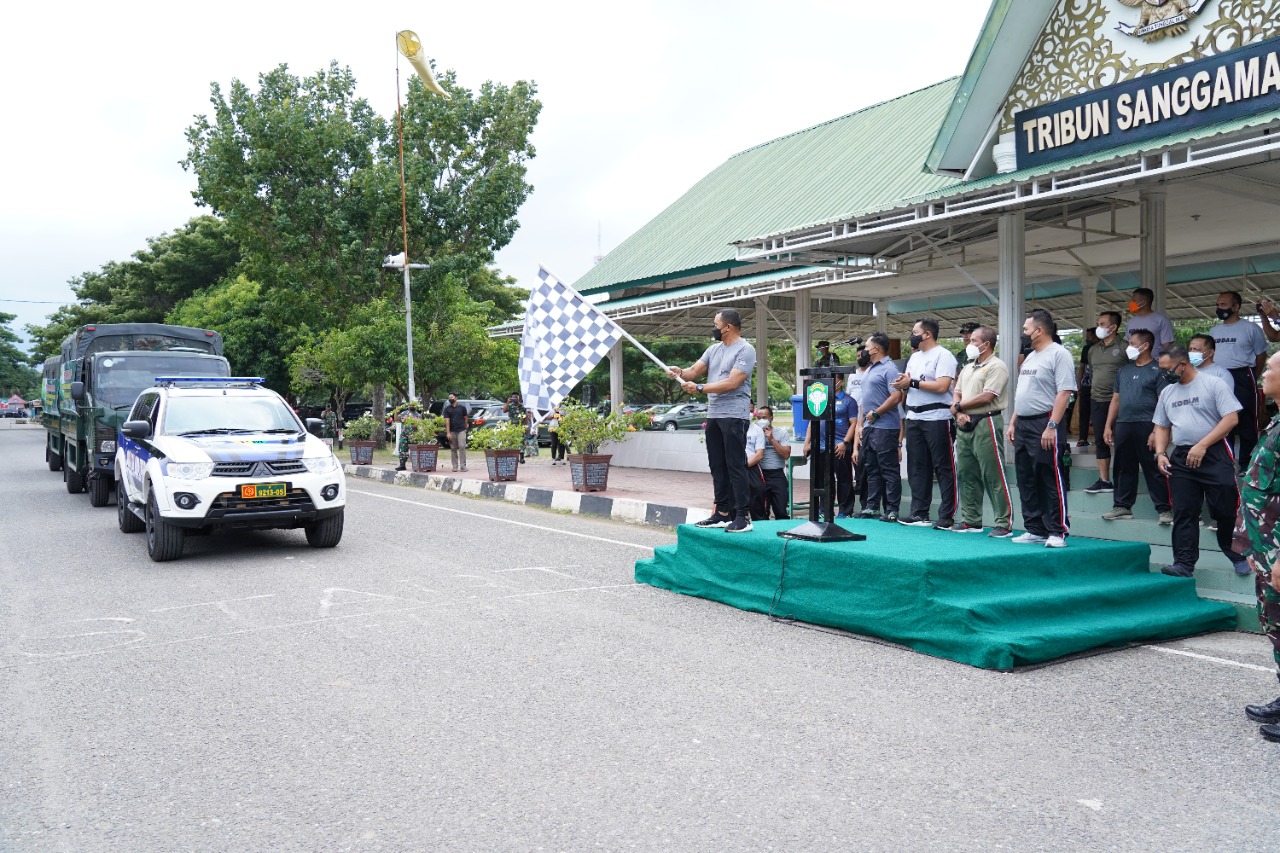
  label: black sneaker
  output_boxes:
[879,512,899,523]
[898,514,931,527]
[931,518,954,530]
[1245,696,1280,724]
[724,514,753,533]
[988,526,1013,538]
[1160,563,1195,577]
[1083,479,1114,494]
[695,513,732,528]
[856,509,879,520]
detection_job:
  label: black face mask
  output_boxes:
[711,326,723,342]
[1216,307,1234,321]
[1020,333,1033,354]
[856,352,871,368]
[909,334,924,350]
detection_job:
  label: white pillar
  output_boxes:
[1141,188,1167,313]
[875,301,888,334]
[608,340,624,414]
[998,211,1025,416]
[1081,275,1099,330]
[794,291,812,391]
[754,297,768,411]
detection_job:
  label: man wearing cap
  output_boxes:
[1209,290,1269,462]
[956,322,979,369]
[815,340,840,369]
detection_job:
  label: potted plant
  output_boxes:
[403,413,445,472]
[554,402,649,492]
[469,420,526,481]
[343,414,380,465]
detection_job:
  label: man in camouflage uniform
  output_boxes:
[1233,349,1280,743]
[321,405,337,442]
[395,410,413,471]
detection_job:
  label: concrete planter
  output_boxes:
[568,453,612,492]
[409,443,439,473]
[348,440,376,465]
[484,449,520,481]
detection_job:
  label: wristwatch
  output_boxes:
[910,379,920,389]
[1046,420,1057,429]
[868,411,880,423]
[695,383,704,393]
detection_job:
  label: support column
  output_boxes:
[875,301,888,334]
[794,291,812,391]
[754,297,768,411]
[608,340,623,414]
[998,211,1026,416]
[1141,188,1167,313]
[1080,275,1098,330]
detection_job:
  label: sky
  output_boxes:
[0,0,992,353]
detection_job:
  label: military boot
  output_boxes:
[1245,695,1280,724]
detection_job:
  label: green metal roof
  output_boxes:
[575,78,964,295]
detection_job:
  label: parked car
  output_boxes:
[469,405,553,446]
[646,403,708,431]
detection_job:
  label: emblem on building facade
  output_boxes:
[1115,0,1212,42]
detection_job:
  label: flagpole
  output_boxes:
[396,41,417,402]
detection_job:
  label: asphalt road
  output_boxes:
[2,422,1279,851]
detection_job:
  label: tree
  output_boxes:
[25,216,240,362]
[0,312,39,398]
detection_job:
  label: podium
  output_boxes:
[778,366,866,543]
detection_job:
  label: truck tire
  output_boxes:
[89,474,113,507]
[145,488,184,562]
[305,509,344,548]
[118,480,144,533]
[48,445,62,472]
[65,464,85,494]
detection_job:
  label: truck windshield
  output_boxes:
[161,396,301,436]
[93,355,230,409]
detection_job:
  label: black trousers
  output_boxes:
[863,427,901,515]
[705,417,751,517]
[852,448,868,511]
[1168,442,1243,569]
[832,442,855,515]
[759,467,790,519]
[905,419,957,521]
[1111,421,1171,512]
[550,432,567,460]
[1076,385,1092,440]
[1013,414,1069,537]
[1229,366,1260,463]
[1090,399,1112,460]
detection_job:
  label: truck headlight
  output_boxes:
[165,461,214,480]
[303,455,338,474]
[100,440,116,453]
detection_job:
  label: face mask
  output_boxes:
[711,326,723,342]
[1162,367,1183,384]
[965,343,980,360]
[1128,300,1142,313]
[756,418,771,428]
[1095,325,1112,339]
[909,334,924,350]
[1189,352,1205,367]
[857,352,871,368]
[1125,346,1141,361]
[1020,333,1032,353]
[1215,308,1234,321]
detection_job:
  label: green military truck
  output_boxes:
[42,323,229,506]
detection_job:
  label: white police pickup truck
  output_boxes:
[115,377,346,561]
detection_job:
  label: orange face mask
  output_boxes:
[1128,300,1141,312]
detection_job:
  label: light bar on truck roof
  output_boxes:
[154,376,265,387]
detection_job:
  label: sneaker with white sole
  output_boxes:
[1102,506,1133,520]
[1158,511,1173,525]
[1083,479,1114,494]
[1045,535,1067,548]
[951,522,985,533]
[695,514,732,528]
[1011,532,1048,544]
[724,514,753,533]
[988,527,1013,538]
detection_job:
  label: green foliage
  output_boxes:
[554,400,647,455]
[25,217,240,362]
[468,420,525,451]
[342,413,381,441]
[0,312,39,397]
[402,414,445,444]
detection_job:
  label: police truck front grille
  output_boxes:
[207,488,316,518]
[212,460,307,477]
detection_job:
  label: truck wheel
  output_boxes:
[65,465,85,494]
[118,480,144,533]
[48,446,62,472]
[89,474,112,507]
[305,509,344,548]
[145,488,184,562]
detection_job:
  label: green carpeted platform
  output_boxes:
[635,519,1237,670]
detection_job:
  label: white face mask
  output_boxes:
[965,343,980,360]
[756,418,770,428]
[1096,325,1113,339]
[1125,345,1142,360]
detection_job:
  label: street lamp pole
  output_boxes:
[383,254,428,402]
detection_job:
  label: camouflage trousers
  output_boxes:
[1257,569,1280,678]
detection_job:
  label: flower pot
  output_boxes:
[484,448,521,481]
[409,443,439,473]
[568,453,612,492]
[348,440,376,465]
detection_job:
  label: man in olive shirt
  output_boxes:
[1153,345,1244,577]
[1083,311,1127,494]
[950,326,1012,536]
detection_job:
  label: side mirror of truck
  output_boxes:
[306,418,323,437]
[121,420,152,440]
[70,381,85,402]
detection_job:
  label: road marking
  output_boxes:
[496,566,584,580]
[1145,644,1275,673]
[349,488,657,551]
[498,584,637,599]
[150,594,275,614]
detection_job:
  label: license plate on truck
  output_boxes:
[241,483,286,499]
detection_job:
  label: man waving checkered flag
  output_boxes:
[519,267,626,417]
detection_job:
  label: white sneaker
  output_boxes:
[1045,535,1066,548]
[1011,532,1048,544]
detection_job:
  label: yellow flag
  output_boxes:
[396,30,450,99]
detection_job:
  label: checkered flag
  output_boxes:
[519,267,625,417]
